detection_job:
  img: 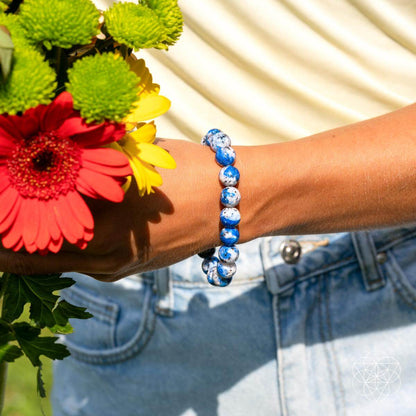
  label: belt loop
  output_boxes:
[153,267,174,317]
[351,231,386,291]
[260,238,280,295]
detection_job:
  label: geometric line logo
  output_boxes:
[352,356,401,401]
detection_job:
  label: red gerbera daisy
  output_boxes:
[0,92,132,254]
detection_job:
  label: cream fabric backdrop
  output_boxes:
[96,0,416,144]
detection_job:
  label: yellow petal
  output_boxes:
[107,142,133,192]
[122,175,132,192]
[137,142,176,169]
[107,128,172,196]
[130,122,156,144]
[131,159,145,194]
[128,57,145,77]
[142,163,163,192]
[125,95,171,123]
[125,121,137,132]
[127,57,160,96]
[130,157,163,196]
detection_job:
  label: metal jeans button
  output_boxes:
[280,239,302,264]
[376,252,387,264]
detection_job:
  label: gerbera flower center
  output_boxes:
[8,132,82,200]
[32,149,55,171]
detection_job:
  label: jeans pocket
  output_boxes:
[384,234,416,310]
[61,279,156,365]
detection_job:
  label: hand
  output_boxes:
[0,139,222,281]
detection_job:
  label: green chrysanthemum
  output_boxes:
[0,48,56,114]
[140,0,183,46]
[0,14,32,50]
[67,52,140,123]
[19,0,100,49]
[104,2,167,50]
[0,0,11,13]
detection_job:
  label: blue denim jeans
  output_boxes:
[52,226,416,415]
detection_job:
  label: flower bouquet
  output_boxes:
[0,0,182,409]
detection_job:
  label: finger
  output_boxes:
[0,249,122,277]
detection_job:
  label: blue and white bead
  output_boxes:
[220,227,240,245]
[219,245,239,263]
[201,128,221,146]
[210,132,231,152]
[217,261,237,279]
[219,165,240,187]
[220,207,241,227]
[201,256,219,275]
[200,129,240,287]
[215,146,236,166]
[207,266,231,287]
[221,187,241,207]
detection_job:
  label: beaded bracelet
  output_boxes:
[198,129,240,287]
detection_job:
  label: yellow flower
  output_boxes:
[111,122,176,196]
[124,56,171,130]
[112,56,175,196]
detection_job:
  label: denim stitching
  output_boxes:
[272,295,288,416]
[263,231,416,296]
[351,232,385,291]
[275,258,356,295]
[62,285,119,324]
[318,275,338,414]
[170,276,265,289]
[133,230,416,294]
[65,281,157,364]
[375,229,416,252]
[323,274,346,416]
[385,252,416,310]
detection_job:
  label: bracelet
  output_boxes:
[198,129,240,287]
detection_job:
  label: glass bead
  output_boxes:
[219,245,239,263]
[220,187,241,207]
[210,132,231,152]
[198,247,216,259]
[201,128,221,146]
[215,146,236,166]
[220,227,239,245]
[207,265,232,287]
[202,256,218,275]
[220,207,241,227]
[219,165,240,187]
[217,261,237,279]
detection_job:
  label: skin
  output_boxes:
[1,103,416,280]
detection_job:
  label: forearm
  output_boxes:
[236,103,416,240]
[151,103,416,267]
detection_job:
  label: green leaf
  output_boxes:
[49,322,74,335]
[37,363,46,398]
[53,300,93,325]
[0,343,23,363]
[0,28,13,81]
[0,319,14,347]
[2,273,92,330]
[1,272,28,322]
[14,322,70,367]
[0,318,11,337]
[2,273,75,326]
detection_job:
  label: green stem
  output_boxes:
[0,274,9,415]
[6,0,23,14]
[54,47,68,96]
[0,361,7,416]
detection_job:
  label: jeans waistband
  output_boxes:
[146,224,416,291]
[262,225,416,295]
